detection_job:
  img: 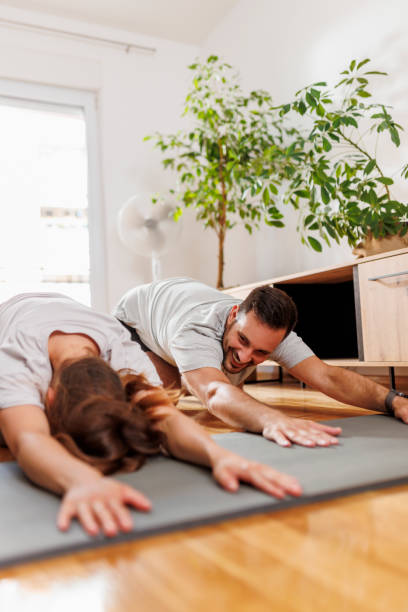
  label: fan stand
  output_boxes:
[151,254,161,281]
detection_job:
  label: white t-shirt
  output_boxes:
[0,292,161,411]
[114,277,314,385]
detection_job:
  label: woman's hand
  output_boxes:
[211,451,302,499]
[58,477,152,537]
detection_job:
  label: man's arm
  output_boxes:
[289,356,408,422]
[182,367,342,447]
[0,405,152,536]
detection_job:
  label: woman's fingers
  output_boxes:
[57,479,152,536]
[90,500,119,537]
[213,455,302,499]
[108,498,134,532]
[57,501,75,532]
[212,462,240,491]
[242,465,302,498]
[122,485,152,512]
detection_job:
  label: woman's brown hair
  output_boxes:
[45,357,173,475]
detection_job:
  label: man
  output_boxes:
[114,277,408,447]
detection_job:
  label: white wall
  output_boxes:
[1,2,406,303]
[202,0,408,283]
[0,5,213,309]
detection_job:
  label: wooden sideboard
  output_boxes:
[224,247,408,382]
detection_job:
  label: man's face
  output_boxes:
[222,306,287,374]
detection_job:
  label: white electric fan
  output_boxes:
[117,194,181,280]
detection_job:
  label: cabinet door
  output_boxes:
[358,253,408,361]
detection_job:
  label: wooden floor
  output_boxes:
[1,379,408,611]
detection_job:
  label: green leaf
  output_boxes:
[321,185,330,204]
[267,220,285,228]
[322,137,332,152]
[349,60,356,71]
[294,189,310,198]
[357,58,370,70]
[306,92,317,107]
[390,126,400,147]
[173,206,183,221]
[357,90,371,97]
[298,100,307,115]
[308,236,322,252]
[262,188,270,205]
[364,159,376,174]
[316,104,325,117]
[376,176,394,185]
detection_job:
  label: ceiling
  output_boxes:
[0,0,239,44]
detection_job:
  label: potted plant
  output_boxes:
[144,56,295,288]
[278,58,408,255]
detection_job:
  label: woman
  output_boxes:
[0,292,302,537]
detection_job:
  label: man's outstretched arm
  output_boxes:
[182,367,341,447]
[288,356,408,422]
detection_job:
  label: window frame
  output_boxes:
[0,78,107,310]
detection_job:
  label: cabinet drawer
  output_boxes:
[357,253,408,361]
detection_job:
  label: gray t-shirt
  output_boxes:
[114,277,314,385]
[0,292,161,411]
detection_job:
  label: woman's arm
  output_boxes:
[0,405,152,536]
[153,405,302,499]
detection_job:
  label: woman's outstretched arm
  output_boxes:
[153,405,302,499]
[0,404,152,537]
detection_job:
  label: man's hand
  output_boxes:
[58,477,152,537]
[212,451,302,498]
[392,396,408,424]
[262,414,341,447]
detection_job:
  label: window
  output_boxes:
[0,80,106,309]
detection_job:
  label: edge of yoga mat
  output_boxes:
[1,414,408,569]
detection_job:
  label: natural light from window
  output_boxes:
[0,99,91,305]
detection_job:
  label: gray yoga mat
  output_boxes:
[1,414,408,569]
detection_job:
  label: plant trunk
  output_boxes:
[217,139,227,289]
[217,224,225,289]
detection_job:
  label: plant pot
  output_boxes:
[352,228,408,258]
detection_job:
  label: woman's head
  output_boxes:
[45,357,170,475]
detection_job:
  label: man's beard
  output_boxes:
[223,348,246,373]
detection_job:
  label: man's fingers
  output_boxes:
[288,428,338,447]
[264,419,341,447]
[311,422,342,435]
[394,407,408,424]
[263,426,291,447]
